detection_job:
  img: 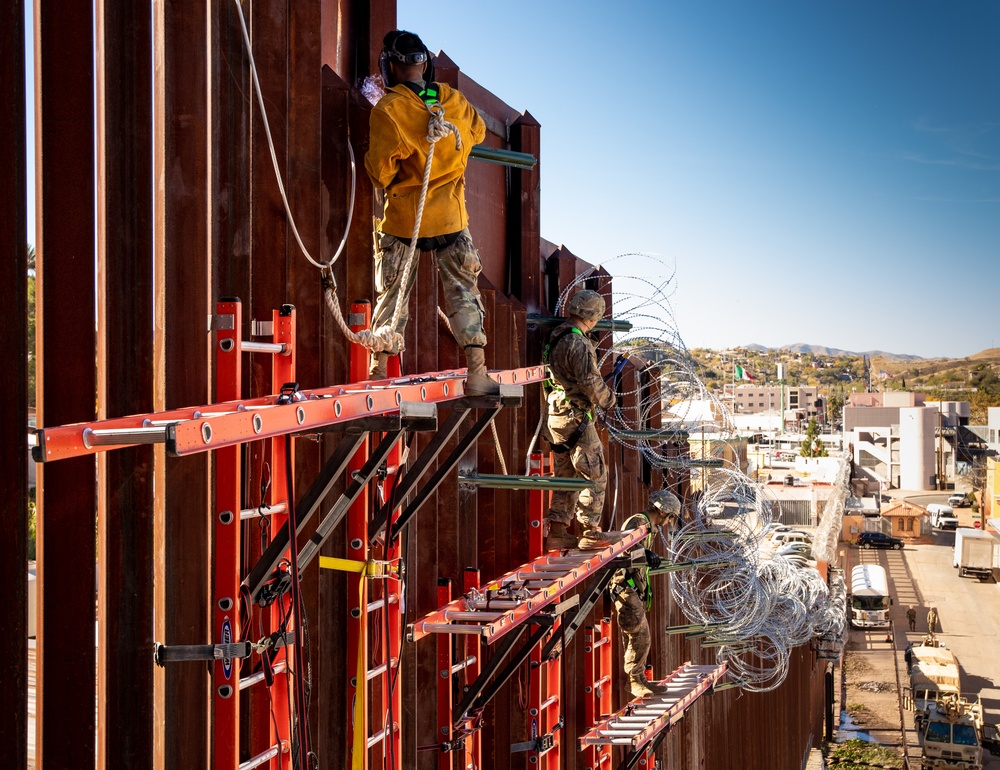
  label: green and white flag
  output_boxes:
[735,365,755,382]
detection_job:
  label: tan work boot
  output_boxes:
[545,522,578,551]
[369,351,389,380]
[578,528,624,550]
[629,673,668,699]
[463,345,500,396]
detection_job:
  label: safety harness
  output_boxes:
[542,325,592,454]
[611,513,655,609]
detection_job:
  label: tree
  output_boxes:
[800,417,827,457]
[827,393,845,424]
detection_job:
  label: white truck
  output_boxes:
[849,564,890,629]
[953,528,996,581]
[927,504,958,530]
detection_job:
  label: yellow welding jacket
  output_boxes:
[365,82,486,240]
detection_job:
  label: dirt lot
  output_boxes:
[841,643,906,741]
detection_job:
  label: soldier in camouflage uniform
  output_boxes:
[610,490,681,698]
[365,30,498,396]
[543,289,619,550]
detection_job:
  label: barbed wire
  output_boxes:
[556,254,849,691]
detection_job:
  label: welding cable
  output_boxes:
[281,435,313,769]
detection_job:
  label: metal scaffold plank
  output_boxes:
[33,368,544,462]
[407,526,648,645]
[579,662,727,752]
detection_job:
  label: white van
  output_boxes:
[769,530,812,548]
[927,504,958,530]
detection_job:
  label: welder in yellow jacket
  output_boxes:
[364,29,497,396]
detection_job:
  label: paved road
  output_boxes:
[890,532,1000,768]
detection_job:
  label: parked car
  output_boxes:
[947,493,969,508]
[857,531,903,550]
[770,530,812,548]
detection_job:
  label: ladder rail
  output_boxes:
[34,366,544,462]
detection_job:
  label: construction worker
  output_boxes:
[927,606,938,634]
[906,605,917,632]
[365,30,498,396]
[543,289,619,550]
[610,490,681,698]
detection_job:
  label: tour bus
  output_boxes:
[849,564,891,629]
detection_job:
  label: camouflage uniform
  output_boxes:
[545,321,615,530]
[610,512,655,677]
[371,228,487,354]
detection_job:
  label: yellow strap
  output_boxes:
[319,555,368,574]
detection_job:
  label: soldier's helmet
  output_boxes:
[565,290,605,322]
[649,490,681,518]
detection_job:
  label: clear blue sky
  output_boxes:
[398,0,1000,359]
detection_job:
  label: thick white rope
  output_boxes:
[234,0,455,354]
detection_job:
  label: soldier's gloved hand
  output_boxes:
[644,549,662,570]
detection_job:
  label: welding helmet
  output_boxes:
[565,290,606,323]
[379,30,434,87]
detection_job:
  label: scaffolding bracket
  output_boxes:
[453,596,578,723]
[153,632,294,666]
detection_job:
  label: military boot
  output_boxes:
[578,528,624,550]
[464,345,500,396]
[629,672,668,699]
[545,522,578,551]
[369,351,389,380]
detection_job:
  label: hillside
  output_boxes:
[680,345,1000,423]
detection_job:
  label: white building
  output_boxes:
[845,392,966,492]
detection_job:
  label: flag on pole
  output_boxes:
[735,364,755,382]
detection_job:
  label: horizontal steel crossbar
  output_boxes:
[34,366,543,462]
[458,474,595,491]
[407,526,647,645]
[579,662,727,751]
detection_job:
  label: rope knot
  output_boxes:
[426,103,461,150]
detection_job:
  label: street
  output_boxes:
[888,527,1000,768]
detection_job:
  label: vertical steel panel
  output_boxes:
[34,0,99,765]
[510,112,541,312]
[0,3,29,767]
[154,2,212,767]
[96,1,156,766]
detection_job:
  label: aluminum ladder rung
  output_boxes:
[83,426,169,447]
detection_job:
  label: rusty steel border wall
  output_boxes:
[1,1,829,768]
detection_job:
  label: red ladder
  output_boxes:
[579,662,728,767]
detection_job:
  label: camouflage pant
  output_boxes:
[371,228,487,354]
[546,399,607,529]
[612,584,650,677]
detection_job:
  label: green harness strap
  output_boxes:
[542,326,595,420]
[623,512,655,609]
